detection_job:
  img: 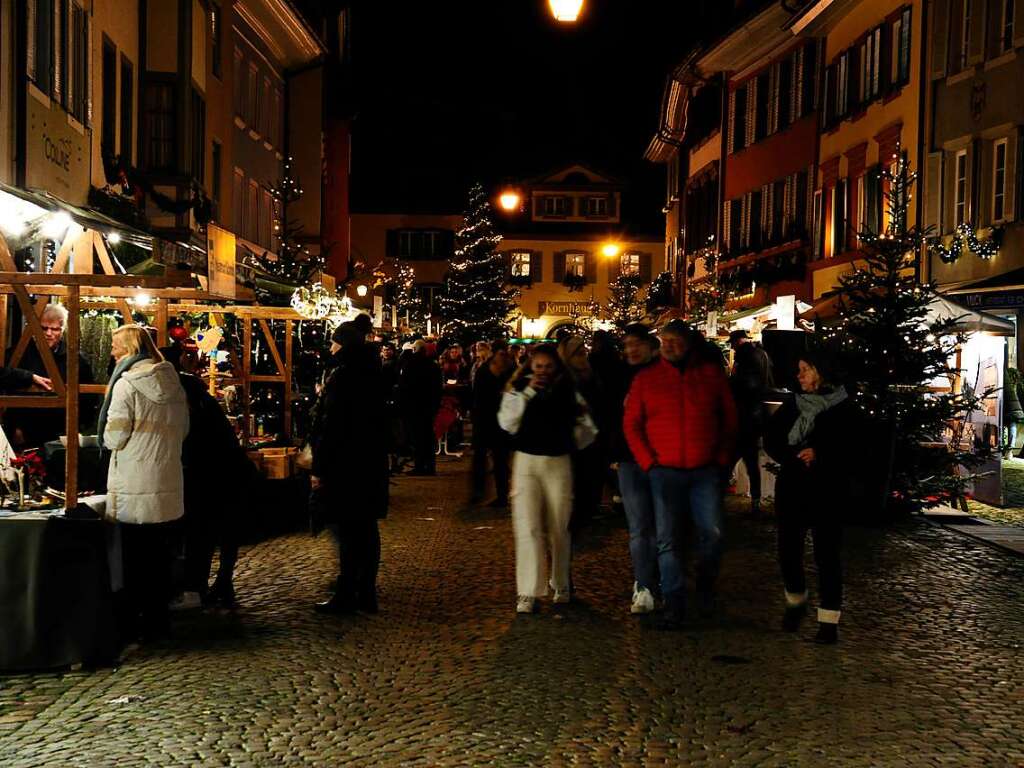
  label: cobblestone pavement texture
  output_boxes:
[3,458,1024,767]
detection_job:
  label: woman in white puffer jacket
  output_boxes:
[100,325,188,640]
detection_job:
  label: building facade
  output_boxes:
[925,0,1024,363]
[497,165,664,339]
[793,0,924,301]
[0,0,339,293]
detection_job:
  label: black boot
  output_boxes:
[782,604,806,632]
[814,622,839,644]
[315,593,357,615]
[656,593,687,631]
[750,498,761,515]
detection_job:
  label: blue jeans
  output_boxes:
[618,461,657,592]
[648,465,723,608]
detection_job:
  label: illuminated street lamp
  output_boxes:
[356,284,368,297]
[601,242,620,258]
[499,191,521,212]
[549,0,583,22]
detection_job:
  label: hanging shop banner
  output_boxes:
[207,225,237,299]
[958,290,1024,310]
[960,334,1004,505]
[25,92,90,205]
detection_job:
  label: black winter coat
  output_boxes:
[399,353,442,419]
[471,363,512,442]
[764,393,858,517]
[312,343,389,521]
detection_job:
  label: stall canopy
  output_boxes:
[800,291,1016,336]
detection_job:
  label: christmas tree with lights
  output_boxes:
[440,184,516,346]
[245,157,326,301]
[606,273,645,329]
[824,154,992,516]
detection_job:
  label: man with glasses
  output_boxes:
[3,304,96,448]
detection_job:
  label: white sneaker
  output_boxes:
[169,591,202,611]
[631,583,655,614]
[552,589,570,604]
[516,595,537,614]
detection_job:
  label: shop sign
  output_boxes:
[538,301,591,316]
[207,225,237,299]
[958,290,1024,310]
[25,93,89,205]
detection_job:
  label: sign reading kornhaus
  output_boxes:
[25,93,89,205]
[538,301,592,316]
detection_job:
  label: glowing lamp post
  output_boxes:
[601,242,620,258]
[549,0,583,22]
[356,284,368,297]
[499,191,522,212]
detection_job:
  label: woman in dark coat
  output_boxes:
[764,349,857,645]
[311,322,389,615]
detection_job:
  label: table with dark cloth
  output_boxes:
[0,507,120,671]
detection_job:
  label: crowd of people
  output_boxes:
[316,318,854,644]
[0,305,855,649]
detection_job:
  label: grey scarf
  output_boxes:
[97,353,150,448]
[788,386,848,447]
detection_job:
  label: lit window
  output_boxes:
[586,197,608,216]
[620,253,640,276]
[993,139,1008,221]
[565,252,586,278]
[511,251,532,278]
[954,149,969,226]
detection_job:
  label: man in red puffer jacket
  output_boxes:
[623,319,738,629]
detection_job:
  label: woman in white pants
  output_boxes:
[498,344,597,614]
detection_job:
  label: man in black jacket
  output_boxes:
[729,330,774,515]
[4,304,94,447]
[312,322,389,615]
[399,339,442,476]
[470,342,513,506]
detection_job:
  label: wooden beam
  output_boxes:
[64,286,80,510]
[80,384,106,394]
[258,319,286,377]
[0,294,7,366]
[0,238,66,396]
[0,396,63,408]
[155,298,169,347]
[50,223,83,274]
[7,297,46,369]
[0,272,167,287]
[284,319,293,439]
[249,375,286,383]
[242,318,252,447]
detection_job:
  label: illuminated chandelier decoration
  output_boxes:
[290,283,357,329]
[927,222,1003,264]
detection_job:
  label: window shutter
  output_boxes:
[608,254,621,282]
[727,90,736,154]
[534,196,545,218]
[722,199,732,251]
[554,251,566,280]
[1016,0,1024,47]
[792,48,802,123]
[385,230,398,258]
[530,251,543,282]
[84,12,92,126]
[999,132,1015,222]
[640,253,653,283]
[783,176,793,233]
[968,0,986,64]
[502,250,512,278]
[585,252,597,284]
[923,152,944,233]
[866,165,882,234]
[27,0,37,82]
[607,194,617,218]
[746,83,756,147]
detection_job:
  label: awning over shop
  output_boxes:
[0,182,153,251]
[799,291,1016,336]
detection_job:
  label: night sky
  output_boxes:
[348,0,700,231]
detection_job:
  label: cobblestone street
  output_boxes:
[3,458,1024,767]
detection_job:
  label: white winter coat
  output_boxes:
[103,359,189,524]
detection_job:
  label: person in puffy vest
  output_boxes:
[498,344,597,615]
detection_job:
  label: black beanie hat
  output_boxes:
[331,321,364,347]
